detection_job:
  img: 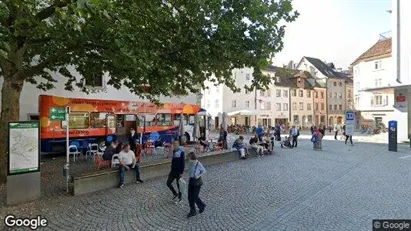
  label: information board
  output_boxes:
[345,110,355,136]
[8,122,40,175]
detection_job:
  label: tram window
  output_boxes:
[144,114,155,127]
[61,112,89,129]
[107,115,116,128]
[90,112,107,128]
[174,114,181,126]
[156,113,172,126]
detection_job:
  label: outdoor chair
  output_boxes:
[111,154,120,168]
[69,145,81,162]
[95,153,110,170]
[143,140,155,156]
[86,143,99,160]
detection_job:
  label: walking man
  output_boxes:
[186,152,206,218]
[166,140,185,202]
[334,124,339,140]
[343,124,354,145]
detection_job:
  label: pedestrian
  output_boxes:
[343,125,353,145]
[290,125,299,147]
[186,152,206,218]
[166,140,185,202]
[256,124,264,141]
[128,128,139,153]
[333,124,338,140]
[118,144,143,188]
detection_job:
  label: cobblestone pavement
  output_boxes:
[2,137,411,231]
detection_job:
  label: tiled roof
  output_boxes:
[351,38,392,65]
[304,57,340,78]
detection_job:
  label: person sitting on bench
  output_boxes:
[103,141,119,161]
[118,144,143,188]
[198,134,209,152]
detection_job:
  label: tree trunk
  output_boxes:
[0,77,24,183]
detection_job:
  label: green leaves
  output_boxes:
[0,0,298,98]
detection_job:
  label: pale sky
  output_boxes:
[273,0,392,69]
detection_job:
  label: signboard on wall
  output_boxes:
[394,89,407,112]
[8,122,40,175]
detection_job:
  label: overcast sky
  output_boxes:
[272,0,392,69]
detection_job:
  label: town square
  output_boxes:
[1,0,411,230]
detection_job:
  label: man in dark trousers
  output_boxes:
[128,128,139,152]
[290,125,299,147]
[166,140,185,203]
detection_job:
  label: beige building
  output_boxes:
[288,72,315,128]
[296,57,351,126]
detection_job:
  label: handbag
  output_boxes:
[179,178,187,195]
[194,162,203,186]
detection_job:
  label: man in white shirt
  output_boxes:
[118,144,143,188]
[290,125,299,147]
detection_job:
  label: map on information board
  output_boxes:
[8,122,40,175]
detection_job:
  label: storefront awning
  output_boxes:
[227,109,261,116]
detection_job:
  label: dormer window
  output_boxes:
[276,77,280,83]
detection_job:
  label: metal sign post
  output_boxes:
[388,120,398,152]
[345,110,355,151]
[49,107,70,193]
[65,106,70,193]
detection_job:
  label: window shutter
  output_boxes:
[371,97,374,106]
[384,95,388,106]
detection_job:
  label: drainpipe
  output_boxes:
[396,0,401,83]
[254,88,257,126]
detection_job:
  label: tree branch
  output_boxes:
[20,51,67,79]
[35,0,73,21]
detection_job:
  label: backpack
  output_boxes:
[311,135,318,143]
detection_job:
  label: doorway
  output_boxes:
[245,117,250,126]
[214,116,219,130]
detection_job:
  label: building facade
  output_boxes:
[202,67,292,129]
[352,38,395,128]
[327,77,347,125]
[0,68,198,121]
[297,56,349,126]
[289,75,315,128]
[312,84,327,126]
[264,67,291,126]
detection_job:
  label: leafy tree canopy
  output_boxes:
[0,0,298,96]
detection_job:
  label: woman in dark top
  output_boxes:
[103,141,119,161]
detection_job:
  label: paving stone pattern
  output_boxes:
[1,136,411,230]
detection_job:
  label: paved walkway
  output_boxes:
[1,136,411,230]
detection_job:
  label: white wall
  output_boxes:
[202,81,224,119]
[0,69,197,120]
[353,56,394,111]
